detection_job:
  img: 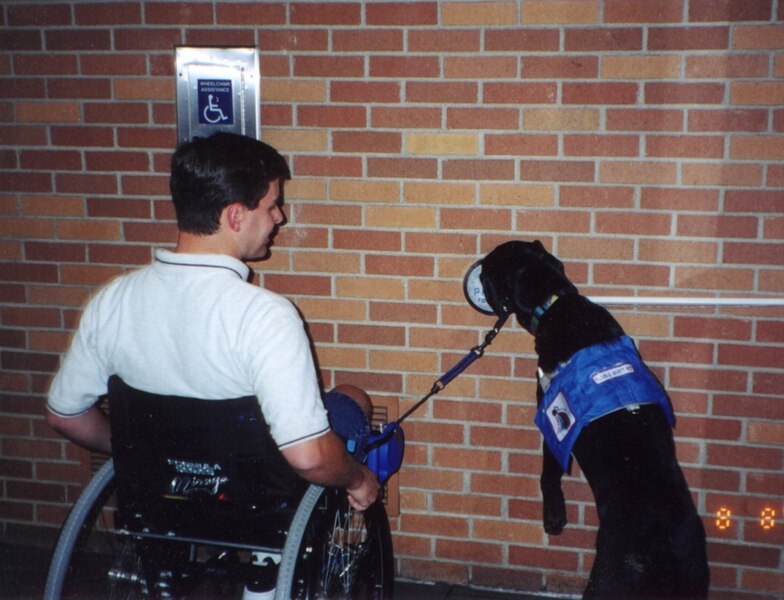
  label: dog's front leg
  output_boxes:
[538,383,567,535]
[541,442,567,534]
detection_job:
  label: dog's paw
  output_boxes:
[543,504,567,535]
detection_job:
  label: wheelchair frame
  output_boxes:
[44,378,394,599]
[44,459,393,599]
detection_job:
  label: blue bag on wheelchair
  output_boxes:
[326,391,404,485]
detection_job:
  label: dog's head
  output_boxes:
[480,240,578,333]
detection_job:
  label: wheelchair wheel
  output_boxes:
[276,485,394,599]
[44,459,150,599]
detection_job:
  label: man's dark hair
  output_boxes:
[170,132,291,234]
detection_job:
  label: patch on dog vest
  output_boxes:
[535,335,674,472]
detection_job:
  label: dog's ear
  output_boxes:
[532,239,567,275]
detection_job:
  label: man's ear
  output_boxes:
[223,203,245,233]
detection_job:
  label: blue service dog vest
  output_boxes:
[534,335,674,472]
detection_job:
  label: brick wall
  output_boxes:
[1,1,783,597]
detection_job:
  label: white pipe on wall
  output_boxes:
[589,296,784,307]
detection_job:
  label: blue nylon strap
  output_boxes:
[436,350,480,388]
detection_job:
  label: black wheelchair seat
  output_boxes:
[108,375,308,550]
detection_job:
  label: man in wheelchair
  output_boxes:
[45,132,389,598]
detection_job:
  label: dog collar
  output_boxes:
[529,294,560,335]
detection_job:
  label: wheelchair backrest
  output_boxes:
[108,376,307,546]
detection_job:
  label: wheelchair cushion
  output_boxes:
[108,376,308,548]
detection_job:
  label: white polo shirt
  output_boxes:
[47,249,329,449]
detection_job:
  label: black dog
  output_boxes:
[480,240,709,599]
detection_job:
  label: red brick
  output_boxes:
[75,2,143,25]
[258,29,328,52]
[333,29,403,52]
[563,83,637,105]
[689,0,773,22]
[440,207,512,231]
[333,229,401,252]
[368,157,437,179]
[8,3,71,25]
[688,109,768,132]
[718,343,784,369]
[713,396,784,421]
[0,78,45,99]
[510,546,579,570]
[675,317,752,341]
[641,187,719,211]
[605,0,684,23]
[369,301,437,324]
[597,211,672,235]
[443,159,515,182]
[686,55,769,79]
[607,109,684,131]
[21,150,82,171]
[483,82,556,105]
[757,319,784,343]
[438,539,503,564]
[294,55,364,78]
[217,2,286,25]
[470,472,540,497]
[646,82,726,104]
[266,274,331,297]
[565,134,638,157]
[747,471,784,496]
[13,55,78,76]
[407,82,477,104]
[45,29,111,51]
[370,55,441,78]
[521,160,595,183]
[365,254,434,277]
[372,107,441,129]
[725,190,783,213]
[445,56,517,79]
[447,107,519,130]
[485,134,556,157]
[677,215,758,238]
[564,27,643,51]
[115,28,181,50]
[670,367,748,392]
[84,102,149,124]
[408,29,480,52]
[145,2,213,24]
[724,242,784,266]
[561,185,634,208]
[366,2,437,25]
[333,129,401,153]
[648,26,729,51]
[0,125,46,146]
[594,263,670,287]
[89,244,155,265]
[87,151,149,173]
[297,105,366,129]
[708,443,782,471]
[330,82,400,104]
[81,54,147,76]
[338,324,405,346]
[291,2,361,25]
[485,29,560,52]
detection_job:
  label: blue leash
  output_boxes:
[366,313,509,453]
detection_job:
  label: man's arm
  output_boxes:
[46,405,111,455]
[282,431,379,511]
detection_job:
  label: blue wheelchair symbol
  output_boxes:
[197,79,234,126]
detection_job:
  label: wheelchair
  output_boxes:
[44,377,402,599]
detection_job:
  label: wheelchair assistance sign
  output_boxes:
[175,46,259,144]
[197,79,234,125]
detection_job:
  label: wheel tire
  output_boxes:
[276,485,394,599]
[44,460,148,599]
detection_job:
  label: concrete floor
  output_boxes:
[1,540,564,599]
